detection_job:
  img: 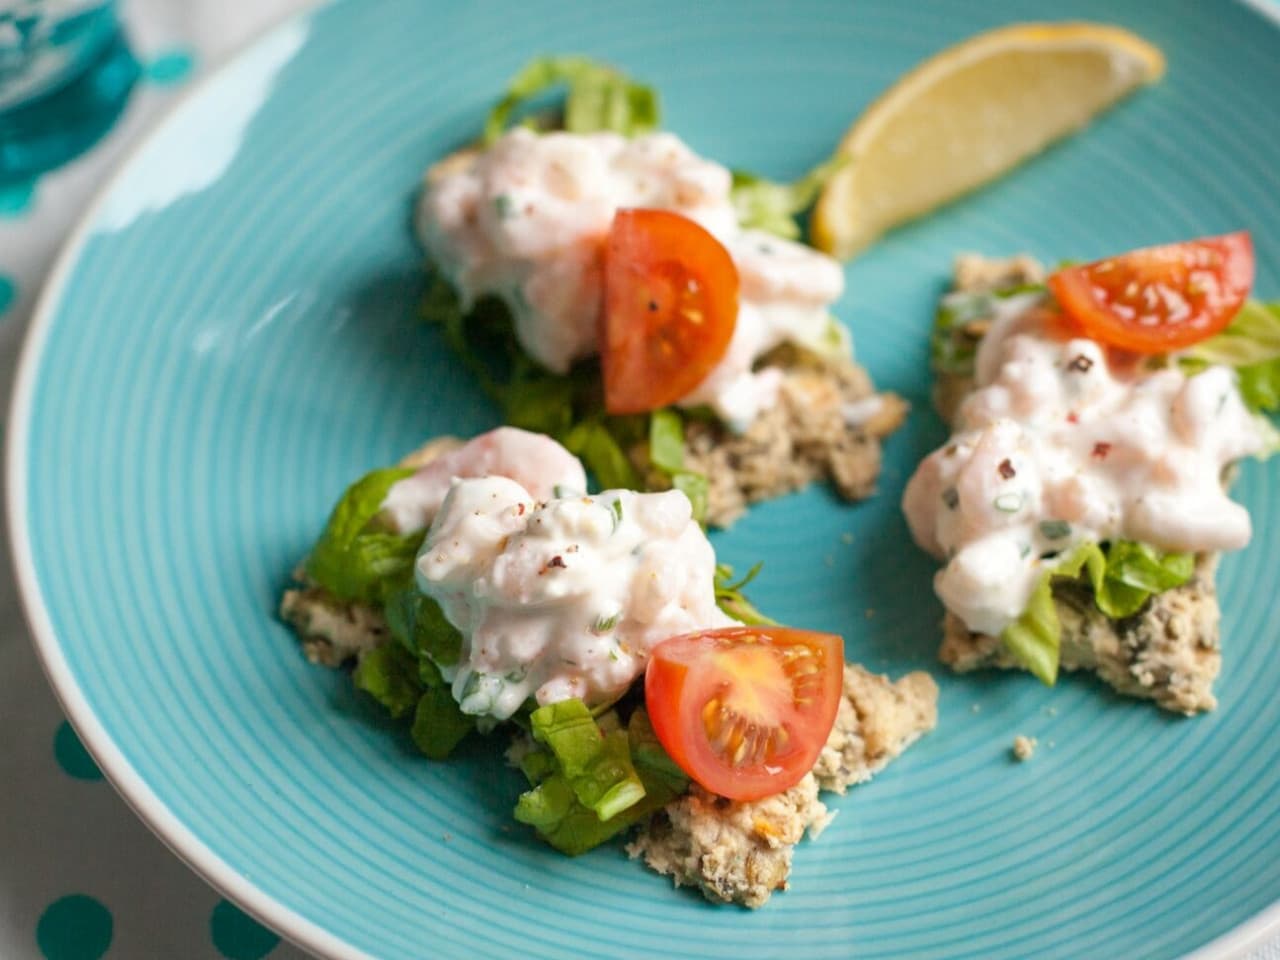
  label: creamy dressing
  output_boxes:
[418,127,846,430]
[417,477,734,721]
[902,297,1264,637]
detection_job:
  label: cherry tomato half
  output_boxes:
[601,209,739,414]
[645,626,844,802]
[1048,231,1254,354]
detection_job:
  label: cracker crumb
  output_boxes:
[669,345,907,528]
[1012,735,1037,762]
[840,532,855,545]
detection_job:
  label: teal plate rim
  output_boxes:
[6,9,375,958]
[7,2,1280,958]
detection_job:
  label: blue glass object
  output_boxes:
[0,1,138,182]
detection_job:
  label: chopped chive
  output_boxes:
[610,498,623,529]
[993,492,1023,513]
[591,613,620,634]
[494,193,514,219]
[1039,520,1071,540]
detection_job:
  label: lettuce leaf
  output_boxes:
[1001,540,1195,685]
[648,408,686,473]
[730,157,844,241]
[304,468,419,604]
[484,55,659,145]
[383,585,463,667]
[411,686,474,760]
[1181,300,1280,413]
[513,703,688,856]
[527,699,646,820]
[1094,541,1195,618]
[627,708,689,798]
[352,643,423,719]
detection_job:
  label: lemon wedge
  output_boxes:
[812,23,1165,260]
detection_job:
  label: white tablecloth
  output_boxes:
[0,2,1275,958]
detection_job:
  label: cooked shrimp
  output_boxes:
[379,427,587,533]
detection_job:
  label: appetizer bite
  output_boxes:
[905,235,1277,712]
[414,57,906,527]
[282,427,936,905]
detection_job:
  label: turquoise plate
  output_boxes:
[9,1,1280,957]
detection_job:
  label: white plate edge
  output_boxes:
[3,2,366,958]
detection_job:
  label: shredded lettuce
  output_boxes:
[529,699,647,820]
[562,419,642,491]
[730,157,844,241]
[1001,540,1195,685]
[352,643,424,720]
[645,410,710,524]
[513,702,688,856]
[713,562,777,626]
[627,708,689,798]
[484,55,659,145]
[1094,541,1195,617]
[383,585,463,667]
[648,409,686,473]
[1182,300,1280,414]
[411,686,474,760]
[304,468,420,604]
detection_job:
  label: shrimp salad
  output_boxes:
[282,426,937,904]
[413,56,905,529]
[906,241,1278,709]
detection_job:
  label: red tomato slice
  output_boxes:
[1048,232,1254,354]
[601,209,739,414]
[644,626,844,802]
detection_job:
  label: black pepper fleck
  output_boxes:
[1068,354,1095,373]
[998,458,1016,480]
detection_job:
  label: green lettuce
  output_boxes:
[528,699,646,820]
[484,55,659,145]
[383,584,463,668]
[351,632,475,758]
[411,686,474,761]
[513,703,688,856]
[713,562,777,626]
[1001,540,1195,685]
[730,157,844,241]
[1182,300,1280,414]
[648,408,686,473]
[304,468,420,604]
[352,642,423,719]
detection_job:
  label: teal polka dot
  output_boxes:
[0,179,36,218]
[36,895,113,960]
[144,49,195,87]
[0,275,14,318]
[53,721,102,781]
[210,900,280,960]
